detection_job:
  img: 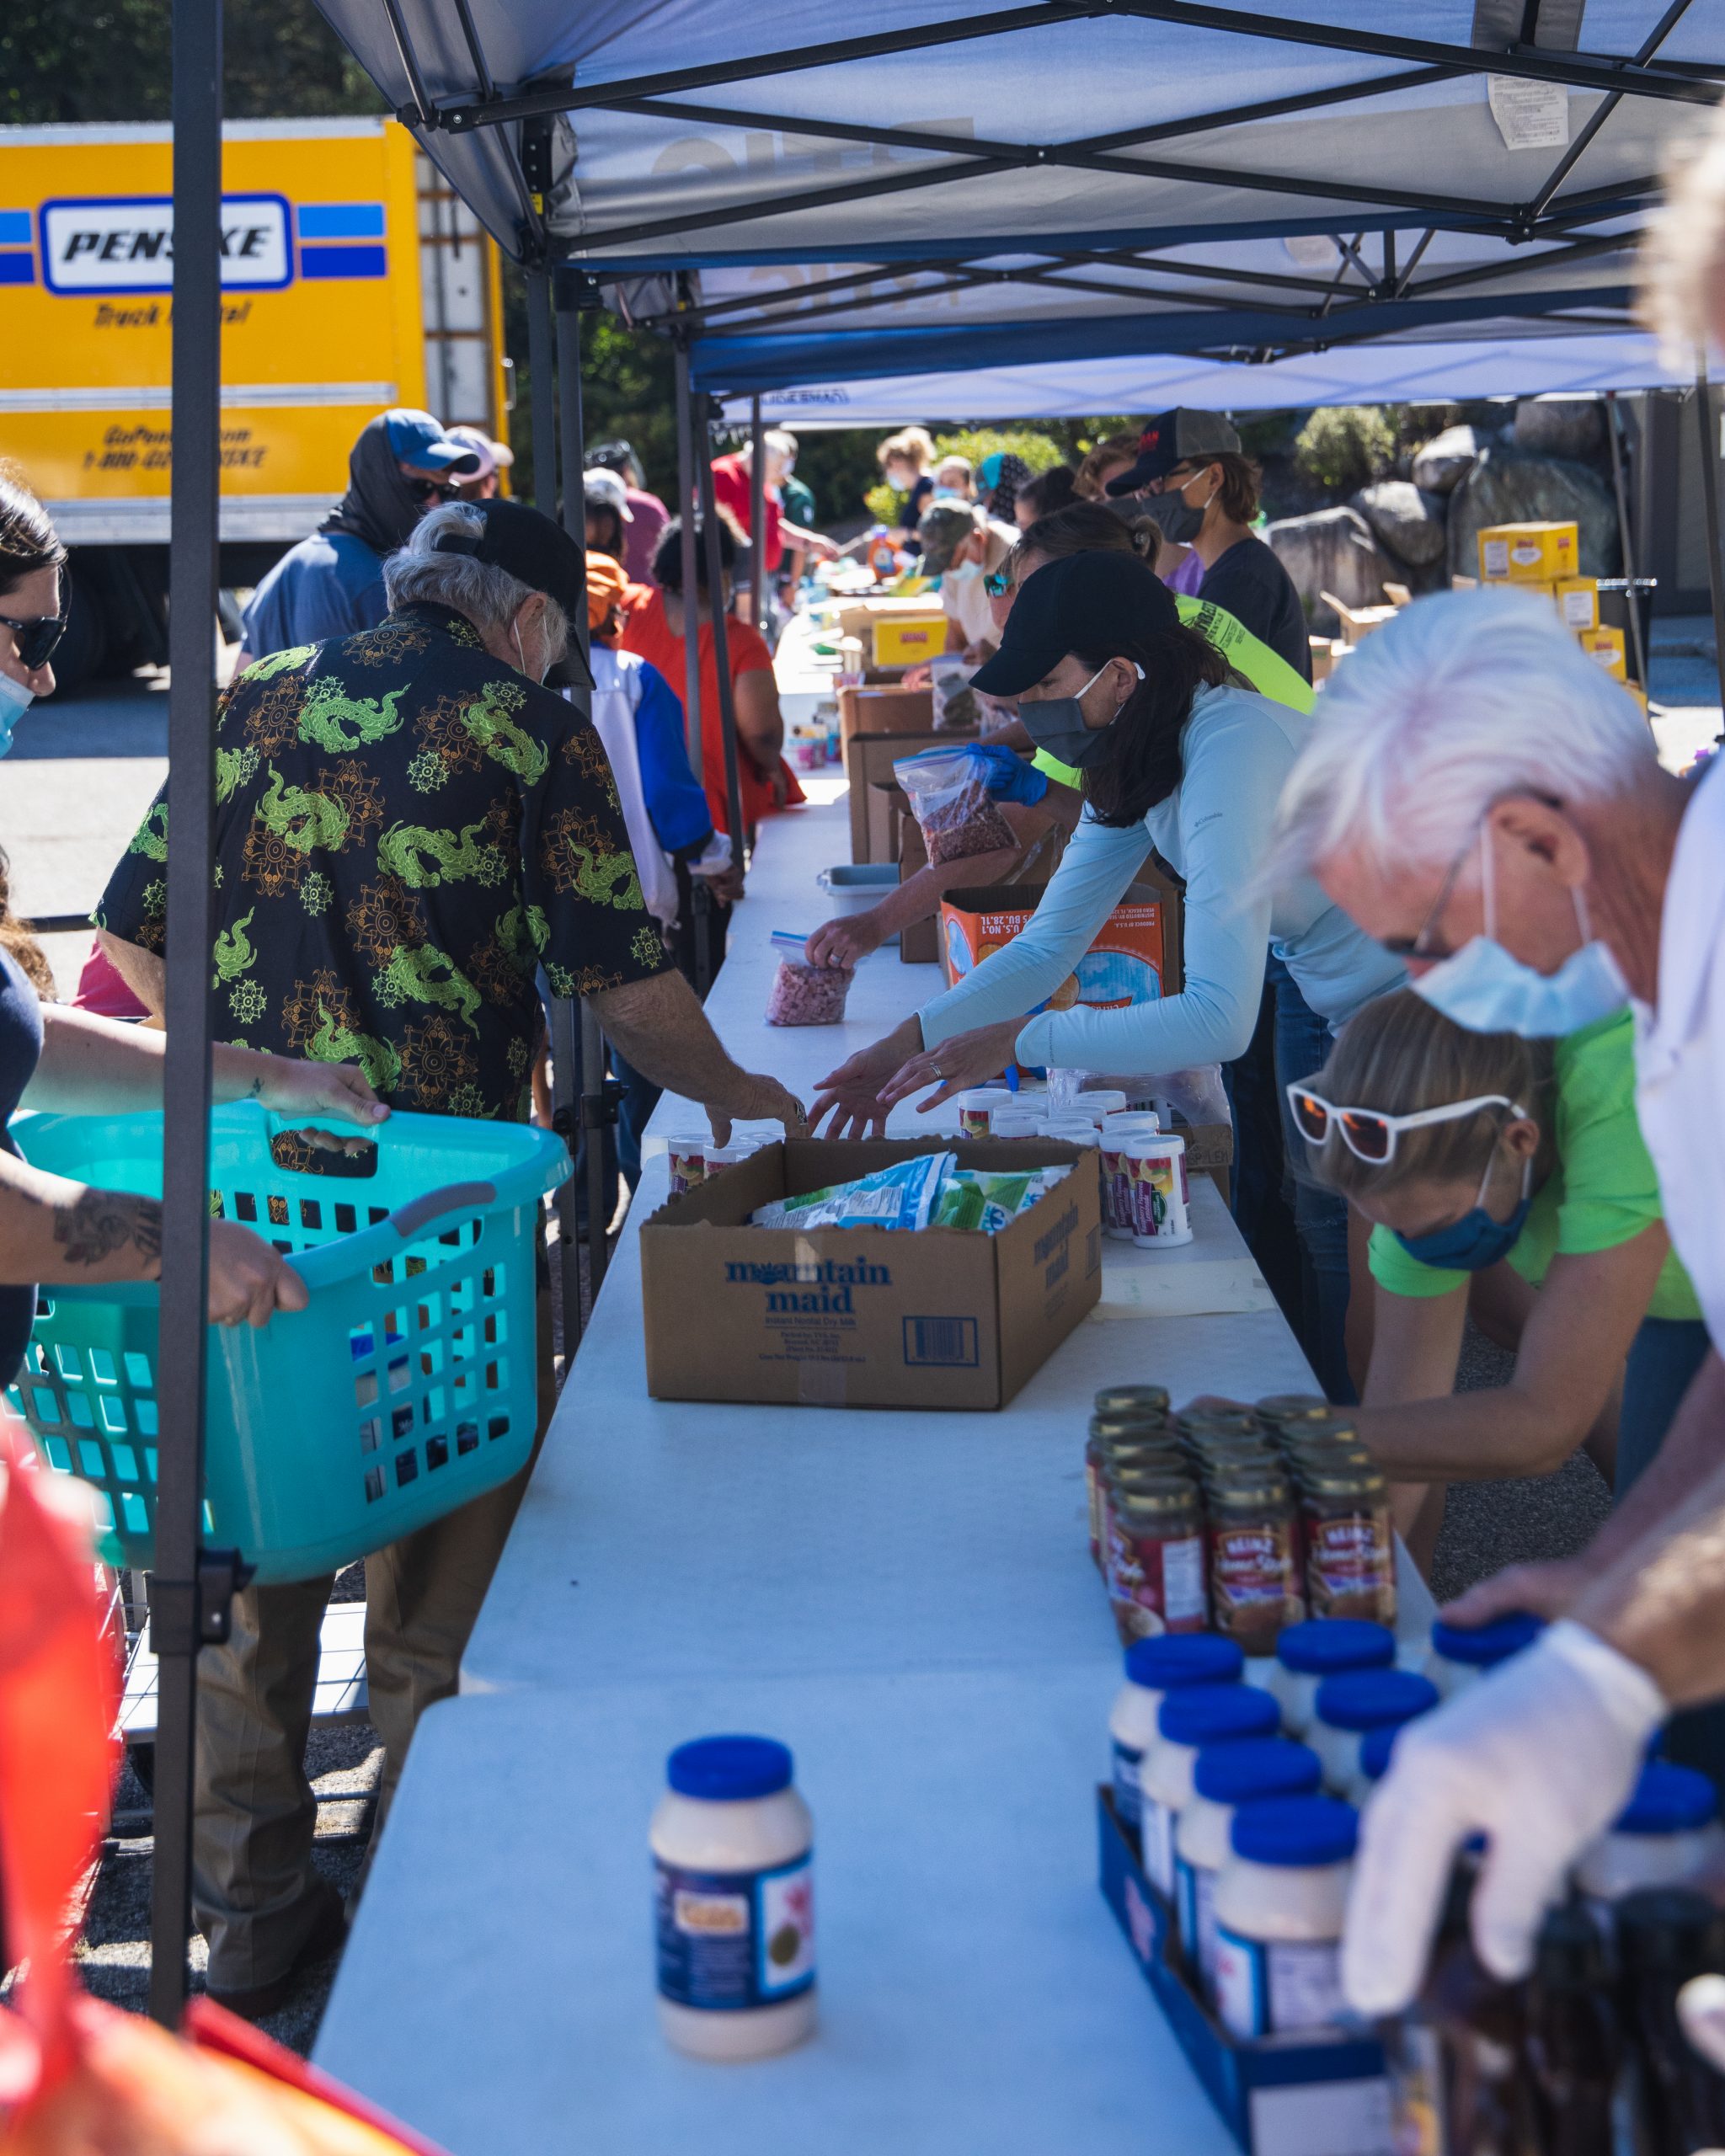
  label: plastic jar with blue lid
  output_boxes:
[1575,1759,1725,1908]
[1212,1796,1359,2039]
[1268,1617,1397,1738]
[1357,1720,1402,1789]
[651,1735,816,2059]
[1174,1737,1323,2003]
[1311,1669,1439,1800]
[1424,1610,1545,1698]
[1108,1632,1245,1844]
[1140,1683,1280,1900]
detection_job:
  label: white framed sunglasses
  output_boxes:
[1285,1085,1526,1166]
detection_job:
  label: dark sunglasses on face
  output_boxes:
[0,611,67,672]
[409,478,457,504]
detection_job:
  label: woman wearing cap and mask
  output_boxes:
[1286,987,1703,1572]
[812,552,1404,1400]
[233,408,479,671]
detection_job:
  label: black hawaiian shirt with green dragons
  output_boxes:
[97,602,671,1122]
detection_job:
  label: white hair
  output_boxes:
[382,501,569,655]
[1639,93,1725,361]
[1270,586,1658,886]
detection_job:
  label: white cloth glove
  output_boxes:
[1343,1620,1665,2018]
[1679,1973,1725,2073]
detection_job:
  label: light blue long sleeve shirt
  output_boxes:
[920,681,1406,1072]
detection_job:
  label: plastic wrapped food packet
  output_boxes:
[893,746,1017,865]
[766,931,854,1026]
[751,1151,953,1231]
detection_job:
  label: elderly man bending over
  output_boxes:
[97,498,804,2020]
[1267,584,1725,2020]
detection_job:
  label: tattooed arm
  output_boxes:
[0,1153,309,1327]
[25,1001,387,1128]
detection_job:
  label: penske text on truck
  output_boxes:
[0,117,510,686]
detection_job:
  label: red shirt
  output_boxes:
[710,453,783,574]
[616,586,803,836]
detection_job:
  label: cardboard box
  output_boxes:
[1477,520,1578,583]
[1307,637,1333,686]
[837,683,936,741]
[939,873,1183,1009]
[845,724,979,857]
[835,594,957,645]
[1097,1790,1389,2155]
[1318,592,1398,646]
[1551,575,1599,631]
[1578,623,1628,681]
[895,818,940,965]
[639,1138,1103,1410]
[872,612,948,668]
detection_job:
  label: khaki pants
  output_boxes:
[191,1290,553,1991]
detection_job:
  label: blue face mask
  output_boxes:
[0,673,33,758]
[1393,1151,1532,1272]
[1413,827,1628,1039]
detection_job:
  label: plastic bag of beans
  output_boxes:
[766,931,855,1025]
[893,746,1017,865]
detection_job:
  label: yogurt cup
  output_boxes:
[954,1087,1016,1139]
[1126,1133,1193,1248]
[665,1132,711,1197]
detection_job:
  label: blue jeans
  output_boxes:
[1616,1315,1722,1786]
[1223,958,1354,1404]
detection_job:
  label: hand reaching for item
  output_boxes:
[874,1018,1025,1116]
[809,1018,922,1139]
[708,1073,808,1148]
[806,915,883,971]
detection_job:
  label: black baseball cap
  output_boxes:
[431,499,593,686]
[1105,408,1241,496]
[970,550,1177,696]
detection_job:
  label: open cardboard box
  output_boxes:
[938,870,1183,1001]
[640,1137,1102,1409]
[845,726,977,863]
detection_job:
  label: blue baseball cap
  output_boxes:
[383,408,481,475]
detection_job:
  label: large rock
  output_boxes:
[1512,398,1606,462]
[1446,448,1621,580]
[1264,506,1397,631]
[1411,424,1482,494]
[1351,480,1449,568]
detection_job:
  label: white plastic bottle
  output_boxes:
[651,1735,816,2059]
[1140,1684,1280,1899]
[1424,1611,1545,1699]
[1308,1668,1439,1797]
[1108,1632,1245,1843]
[1268,1617,1397,1738]
[1212,1796,1359,2039]
[1575,1758,1725,1907]
[1173,1737,1322,2003]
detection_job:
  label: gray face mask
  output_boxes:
[1140,488,1204,547]
[1018,660,1143,771]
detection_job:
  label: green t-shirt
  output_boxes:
[1031,593,1315,787]
[1368,1009,1701,1321]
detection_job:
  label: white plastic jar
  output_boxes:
[954,1087,1016,1138]
[1424,1611,1545,1699]
[1269,1617,1397,1738]
[1098,1114,1162,1241]
[1124,1133,1193,1248]
[1072,1088,1129,1125]
[1308,1668,1439,1797]
[651,1735,816,2060]
[665,1131,711,1197]
[1140,1683,1280,1900]
[1575,1759,1725,1906]
[1174,1737,1322,2003]
[1044,1116,1103,1149]
[1108,1633,1245,1843]
[1212,1796,1359,2038]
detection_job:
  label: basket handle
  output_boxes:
[286,1180,498,1296]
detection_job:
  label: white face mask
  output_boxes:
[1413,826,1629,1039]
[0,673,33,758]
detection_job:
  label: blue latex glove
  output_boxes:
[969,743,1049,806]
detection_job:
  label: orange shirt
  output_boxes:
[616,586,803,835]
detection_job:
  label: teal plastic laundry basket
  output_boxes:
[0,1102,569,1583]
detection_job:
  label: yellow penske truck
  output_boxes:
[0,117,511,689]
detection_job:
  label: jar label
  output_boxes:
[1108,1521,1208,1641]
[654,1852,815,2012]
[1110,1738,1144,1830]
[1175,1856,1220,1999]
[1213,1924,1343,2038]
[1140,1796,1177,1901]
[1306,1508,1397,1624]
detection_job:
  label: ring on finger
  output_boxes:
[930,1062,944,1081]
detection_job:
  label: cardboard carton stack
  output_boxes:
[1475,520,1636,694]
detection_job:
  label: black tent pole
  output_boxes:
[553,274,614,1299]
[1604,391,1650,693]
[748,395,766,631]
[526,272,556,512]
[1693,352,1725,718]
[694,395,750,867]
[674,341,716,995]
[149,0,227,2029]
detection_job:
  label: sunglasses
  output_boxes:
[984,568,1014,598]
[409,478,457,504]
[0,609,67,672]
[1285,1085,1525,1166]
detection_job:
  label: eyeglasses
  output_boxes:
[1285,1085,1526,1166]
[409,478,457,504]
[0,609,67,671]
[1376,831,1477,960]
[984,568,1014,598]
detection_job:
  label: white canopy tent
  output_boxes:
[712,328,1689,424]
